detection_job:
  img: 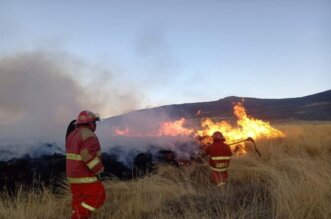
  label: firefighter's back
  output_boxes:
[66,127,98,181]
[207,141,232,186]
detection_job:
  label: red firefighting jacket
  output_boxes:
[206,140,232,172]
[66,125,104,184]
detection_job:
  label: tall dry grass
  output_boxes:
[0,122,330,219]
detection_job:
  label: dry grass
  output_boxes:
[1,122,330,219]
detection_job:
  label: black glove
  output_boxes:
[97,172,106,181]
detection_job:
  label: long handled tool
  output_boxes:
[228,137,261,157]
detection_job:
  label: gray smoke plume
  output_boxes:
[0,50,198,163]
[0,51,143,154]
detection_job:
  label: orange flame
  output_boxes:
[113,127,130,136]
[196,102,285,152]
[112,118,193,137]
[158,118,194,136]
[234,102,284,139]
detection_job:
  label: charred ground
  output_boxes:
[0,147,185,194]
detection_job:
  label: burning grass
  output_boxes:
[111,102,286,155]
[0,122,330,219]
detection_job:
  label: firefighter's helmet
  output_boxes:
[76,111,100,125]
[212,131,225,141]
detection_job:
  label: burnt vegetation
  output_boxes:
[0,147,182,194]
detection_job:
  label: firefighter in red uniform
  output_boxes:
[66,111,106,219]
[206,131,232,187]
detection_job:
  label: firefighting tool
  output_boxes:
[228,137,261,157]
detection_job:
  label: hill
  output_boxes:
[106,90,331,125]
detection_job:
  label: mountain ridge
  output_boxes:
[106,89,331,123]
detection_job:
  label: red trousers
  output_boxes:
[210,171,228,187]
[70,182,106,219]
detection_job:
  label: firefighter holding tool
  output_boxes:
[205,131,232,187]
[66,111,106,219]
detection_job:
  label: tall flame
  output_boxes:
[234,102,284,139]
[196,102,285,152]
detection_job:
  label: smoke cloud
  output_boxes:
[0,50,196,162]
[0,50,195,162]
[95,108,200,166]
[0,51,143,145]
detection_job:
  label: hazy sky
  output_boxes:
[0,0,330,142]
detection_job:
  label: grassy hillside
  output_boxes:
[1,122,330,219]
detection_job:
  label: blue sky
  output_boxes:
[1,0,330,109]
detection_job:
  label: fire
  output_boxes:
[196,102,285,152]
[111,102,285,154]
[158,118,194,136]
[112,118,193,137]
[234,102,285,139]
[113,127,130,136]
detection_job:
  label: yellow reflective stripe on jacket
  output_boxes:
[210,156,231,161]
[66,153,82,161]
[81,202,96,212]
[87,157,101,170]
[209,166,228,172]
[67,177,98,184]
